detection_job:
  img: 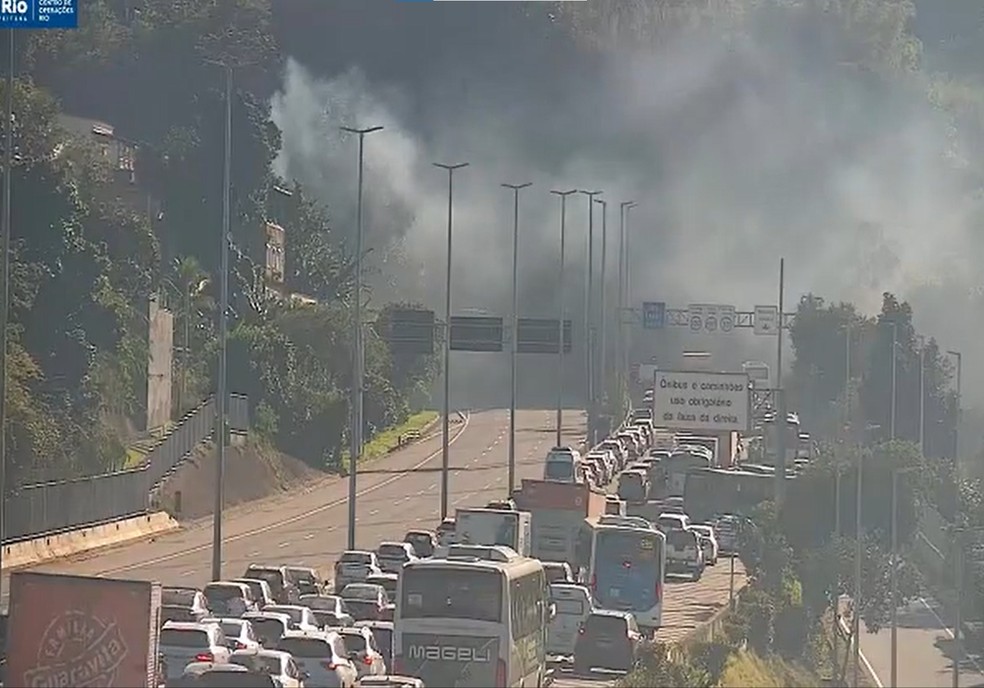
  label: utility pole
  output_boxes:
[435,162,468,519]
[618,201,635,400]
[623,203,636,396]
[578,190,602,444]
[551,190,577,447]
[775,258,787,508]
[891,468,899,688]
[0,29,14,589]
[340,125,383,550]
[890,321,897,441]
[853,447,863,688]
[502,181,531,496]
[918,339,925,456]
[594,199,608,416]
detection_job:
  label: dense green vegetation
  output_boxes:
[4,1,439,485]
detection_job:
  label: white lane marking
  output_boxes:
[180,570,193,577]
[249,551,260,557]
[304,533,315,540]
[918,596,984,674]
[428,483,436,490]
[278,542,289,549]
[97,412,473,575]
[370,509,379,516]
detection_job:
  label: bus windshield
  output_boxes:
[401,568,502,622]
[593,530,661,612]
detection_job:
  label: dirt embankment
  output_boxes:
[157,440,325,521]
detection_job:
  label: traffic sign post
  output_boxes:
[642,301,666,329]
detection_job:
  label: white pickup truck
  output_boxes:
[664,528,704,581]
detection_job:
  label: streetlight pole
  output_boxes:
[502,181,531,496]
[618,202,635,398]
[890,321,898,441]
[853,444,863,688]
[0,29,14,587]
[946,348,962,688]
[435,162,469,519]
[947,350,962,462]
[623,203,636,397]
[578,190,602,444]
[551,190,577,447]
[891,468,899,688]
[918,339,925,456]
[594,198,608,416]
[340,125,383,550]
[210,63,233,582]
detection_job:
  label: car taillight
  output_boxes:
[577,625,585,635]
[235,641,246,650]
[194,652,213,662]
[495,659,507,687]
[362,655,374,666]
[321,661,337,670]
[655,579,662,602]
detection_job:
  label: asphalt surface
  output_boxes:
[859,597,984,688]
[3,408,585,597]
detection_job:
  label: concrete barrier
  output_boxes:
[1,511,180,571]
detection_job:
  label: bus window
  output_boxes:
[401,568,502,622]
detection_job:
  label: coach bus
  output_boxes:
[662,448,713,497]
[394,545,551,687]
[683,467,778,521]
[574,515,666,633]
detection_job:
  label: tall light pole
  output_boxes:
[890,320,898,441]
[890,465,917,688]
[594,199,609,416]
[618,201,635,399]
[551,190,577,447]
[340,125,383,550]
[0,29,14,588]
[435,162,468,519]
[622,202,636,396]
[917,336,925,456]
[853,442,863,688]
[210,62,233,582]
[946,348,962,688]
[502,181,531,495]
[578,190,602,444]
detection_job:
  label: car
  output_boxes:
[262,604,322,633]
[402,530,437,558]
[230,648,306,687]
[200,617,262,652]
[355,675,426,687]
[375,542,418,574]
[241,611,293,648]
[243,564,299,605]
[171,661,277,688]
[435,518,456,546]
[365,573,398,604]
[231,577,277,609]
[542,561,574,585]
[337,626,388,678]
[285,565,326,597]
[572,610,642,674]
[299,594,356,627]
[603,495,626,516]
[656,512,690,532]
[690,524,719,565]
[617,469,649,504]
[160,604,203,627]
[548,583,593,657]
[203,581,258,616]
[276,629,359,688]
[159,621,232,683]
[485,498,517,511]
[339,583,392,622]
[335,550,384,588]
[665,527,705,581]
[162,587,210,620]
[353,620,394,667]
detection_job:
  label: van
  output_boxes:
[666,528,704,581]
[544,447,582,482]
[547,583,593,656]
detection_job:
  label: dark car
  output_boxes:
[403,530,437,558]
[573,610,642,674]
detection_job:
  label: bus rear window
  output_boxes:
[596,531,660,563]
[401,568,502,622]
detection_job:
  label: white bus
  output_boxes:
[663,449,713,497]
[394,545,551,687]
[574,516,666,632]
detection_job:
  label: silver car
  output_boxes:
[159,621,231,682]
[277,630,359,688]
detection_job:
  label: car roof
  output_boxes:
[367,572,398,580]
[354,619,394,629]
[231,648,290,660]
[242,611,291,622]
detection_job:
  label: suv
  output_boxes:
[276,630,358,687]
[666,528,705,581]
[335,550,383,588]
[572,610,641,673]
[242,564,298,604]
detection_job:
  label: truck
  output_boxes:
[6,571,162,687]
[453,507,533,556]
[511,479,607,567]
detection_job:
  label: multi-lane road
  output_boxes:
[3,409,584,596]
[859,597,984,687]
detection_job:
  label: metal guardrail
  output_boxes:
[3,394,248,543]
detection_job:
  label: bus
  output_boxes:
[574,516,666,632]
[663,449,713,497]
[683,467,778,521]
[394,545,551,687]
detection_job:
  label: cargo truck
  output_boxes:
[453,507,532,556]
[6,571,162,687]
[511,479,607,568]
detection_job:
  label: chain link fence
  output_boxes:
[3,395,248,543]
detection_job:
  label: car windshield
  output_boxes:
[311,610,342,627]
[340,632,367,654]
[342,585,379,601]
[276,638,330,659]
[341,552,371,564]
[267,607,305,626]
[160,629,209,648]
[219,621,245,638]
[247,619,286,644]
[692,526,713,537]
[230,655,282,676]
[244,568,283,591]
[586,615,626,636]
[162,589,198,606]
[299,595,338,611]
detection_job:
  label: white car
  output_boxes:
[230,648,306,687]
[262,604,322,633]
[547,583,593,657]
[335,550,383,588]
[337,625,388,678]
[690,524,719,565]
[159,621,232,682]
[162,586,210,620]
[375,542,418,574]
[231,577,277,608]
[299,593,356,627]
[200,617,262,652]
[277,629,359,688]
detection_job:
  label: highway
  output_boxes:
[3,409,585,596]
[859,597,984,687]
